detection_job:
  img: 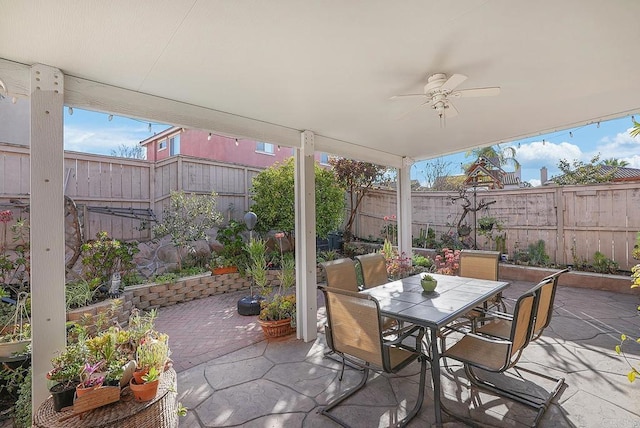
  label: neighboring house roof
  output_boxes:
[463,156,506,189]
[545,165,640,185]
[139,126,179,146]
[502,171,522,186]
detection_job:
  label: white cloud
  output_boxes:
[515,141,583,163]
[528,178,541,187]
[64,125,146,155]
[595,127,640,161]
[621,154,640,168]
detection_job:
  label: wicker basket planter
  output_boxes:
[258,318,295,338]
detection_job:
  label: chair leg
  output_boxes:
[463,363,565,425]
[321,366,370,427]
[396,354,427,427]
[321,357,428,428]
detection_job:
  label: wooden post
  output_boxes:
[30,64,67,412]
[397,157,413,260]
[295,131,317,342]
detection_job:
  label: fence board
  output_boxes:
[2,143,639,270]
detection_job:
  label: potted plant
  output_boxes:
[46,343,84,411]
[209,253,239,275]
[129,365,161,402]
[478,215,498,231]
[256,233,296,338]
[76,360,105,397]
[133,333,169,383]
[420,274,438,293]
[238,237,269,316]
[0,291,31,358]
[209,220,248,275]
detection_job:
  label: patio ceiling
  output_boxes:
[1,0,639,163]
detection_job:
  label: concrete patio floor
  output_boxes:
[155,279,640,427]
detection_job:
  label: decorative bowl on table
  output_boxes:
[420,275,438,293]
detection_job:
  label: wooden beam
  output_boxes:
[29,64,67,412]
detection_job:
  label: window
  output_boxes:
[256,142,274,154]
[320,152,330,165]
[158,139,167,151]
[169,135,180,156]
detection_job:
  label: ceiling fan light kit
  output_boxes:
[392,73,500,126]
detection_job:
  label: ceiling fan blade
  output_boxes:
[390,93,427,100]
[444,102,459,118]
[452,87,501,98]
[396,100,431,120]
[440,73,467,91]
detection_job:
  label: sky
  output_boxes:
[63,108,640,187]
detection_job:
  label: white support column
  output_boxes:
[29,65,67,410]
[294,131,317,342]
[397,157,414,259]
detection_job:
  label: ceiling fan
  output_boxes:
[391,73,500,124]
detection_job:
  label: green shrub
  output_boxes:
[592,251,618,274]
[153,190,223,270]
[65,279,100,310]
[250,158,344,245]
[13,367,31,428]
[412,253,433,268]
[80,231,139,285]
[527,240,550,266]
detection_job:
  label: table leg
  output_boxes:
[430,326,442,425]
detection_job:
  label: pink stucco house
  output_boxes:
[140,126,329,167]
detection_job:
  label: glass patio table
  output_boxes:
[361,272,510,425]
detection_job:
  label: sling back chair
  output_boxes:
[438,249,503,351]
[443,289,561,426]
[321,258,360,292]
[458,249,505,312]
[319,286,427,428]
[322,257,398,333]
[477,268,569,343]
[355,253,389,288]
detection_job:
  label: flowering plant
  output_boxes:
[78,361,105,388]
[434,248,460,275]
[380,239,413,280]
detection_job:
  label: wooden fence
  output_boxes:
[2,142,639,270]
[354,185,640,271]
[0,143,260,242]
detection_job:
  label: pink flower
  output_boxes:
[383,216,389,221]
[0,210,12,223]
[275,232,285,239]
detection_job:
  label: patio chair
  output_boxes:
[477,268,569,343]
[321,258,360,291]
[321,257,399,337]
[458,249,505,312]
[355,253,389,288]
[319,286,427,428]
[443,289,561,425]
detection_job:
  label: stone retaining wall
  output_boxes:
[66,271,258,328]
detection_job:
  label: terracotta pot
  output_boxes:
[258,318,295,338]
[132,368,148,384]
[129,378,160,402]
[212,266,238,275]
[75,382,103,397]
